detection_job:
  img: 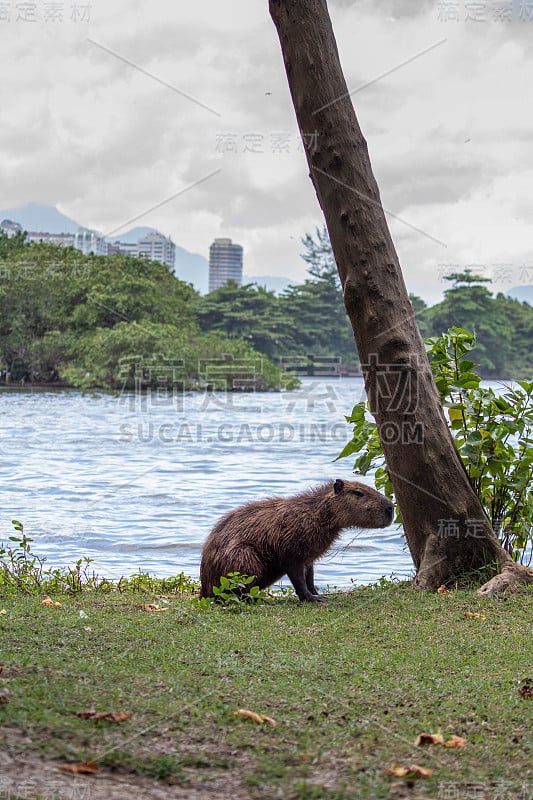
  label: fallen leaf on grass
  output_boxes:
[0,609,7,615]
[41,597,62,608]
[234,709,263,723]
[385,764,432,779]
[0,688,10,704]
[59,761,98,775]
[437,585,452,595]
[518,679,533,699]
[76,710,132,723]
[414,732,444,746]
[443,735,467,748]
[464,612,486,619]
[234,709,277,726]
[139,603,168,612]
[415,731,467,748]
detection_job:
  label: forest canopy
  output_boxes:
[0,228,531,389]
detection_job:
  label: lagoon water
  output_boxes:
[0,378,414,588]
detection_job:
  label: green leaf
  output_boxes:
[334,439,362,462]
[458,359,476,372]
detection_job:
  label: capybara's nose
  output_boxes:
[385,502,394,520]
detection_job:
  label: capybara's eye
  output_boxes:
[352,490,365,497]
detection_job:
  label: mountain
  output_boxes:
[174,246,209,294]
[108,226,160,244]
[506,285,533,305]
[0,202,80,233]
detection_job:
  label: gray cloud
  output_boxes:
[331,0,434,17]
[0,0,532,302]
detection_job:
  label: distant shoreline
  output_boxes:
[0,372,519,392]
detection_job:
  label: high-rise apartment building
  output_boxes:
[208,237,243,292]
[138,232,175,270]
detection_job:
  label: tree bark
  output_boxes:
[269,0,533,595]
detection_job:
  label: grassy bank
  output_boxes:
[0,581,532,800]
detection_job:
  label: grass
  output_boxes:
[0,581,532,799]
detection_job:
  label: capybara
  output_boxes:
[200,479,394,602]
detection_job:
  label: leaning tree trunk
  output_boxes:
[270,0,532,596]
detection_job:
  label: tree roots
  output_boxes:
[477,562,533,597]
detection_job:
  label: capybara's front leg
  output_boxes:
[305,563,319,596]
[287,563,324,602]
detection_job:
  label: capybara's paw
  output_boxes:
[302,592,325,603]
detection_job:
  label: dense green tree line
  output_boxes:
[1,228,531,389]
[196,229,532,378]
[0,228,356,391]
[412,269,533,377]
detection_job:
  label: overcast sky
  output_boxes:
[1,0,532,302]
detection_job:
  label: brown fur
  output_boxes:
[200,479,394,602]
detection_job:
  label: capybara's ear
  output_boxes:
[333,479,344,494]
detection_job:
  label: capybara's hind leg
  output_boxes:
[305,563,319,596]
[288,563,324,602]
[231,548,264,587]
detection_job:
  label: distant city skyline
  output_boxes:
[1,202,531,303]
[0,213,176,270]
[0,204,250,292]
[0,203,291,294]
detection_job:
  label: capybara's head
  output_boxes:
[332,478,394,529]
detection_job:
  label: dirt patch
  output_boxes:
[0,738,256,800]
